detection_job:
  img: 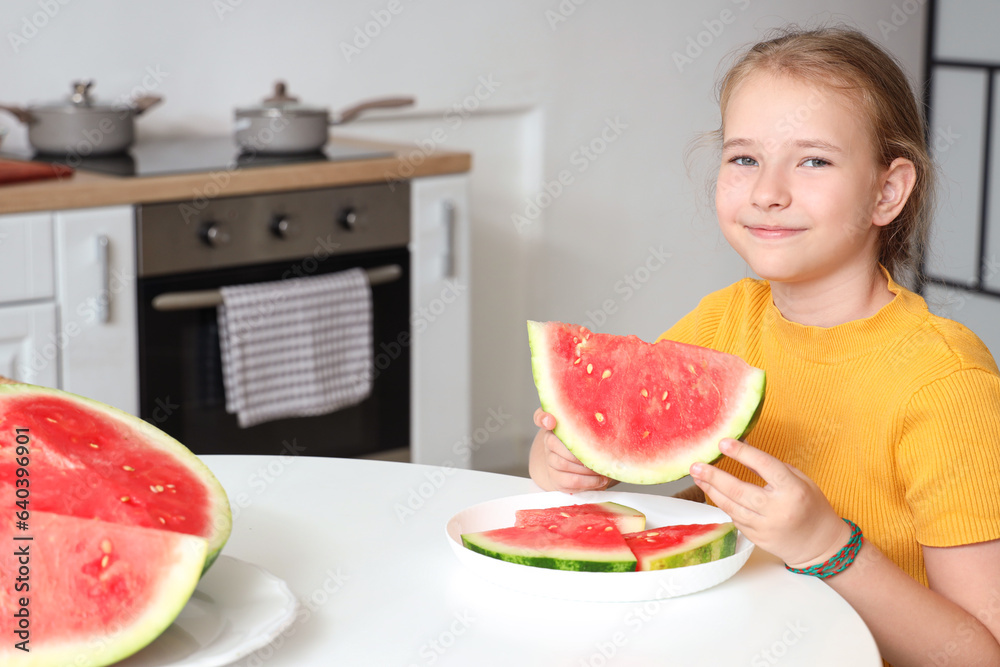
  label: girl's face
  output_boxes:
[715,73,885,287]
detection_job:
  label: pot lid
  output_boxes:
[33,80,126,113]
[235,81,327,118]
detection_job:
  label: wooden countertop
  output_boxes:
[0,137,471,215]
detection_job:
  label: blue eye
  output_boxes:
[802,158,830,167]
[730,156,757,167]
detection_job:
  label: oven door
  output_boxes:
[137,248,409,458]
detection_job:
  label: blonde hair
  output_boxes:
[714,27,934,287]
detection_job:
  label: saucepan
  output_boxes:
[234,81,415,154]
[0,80,162,156]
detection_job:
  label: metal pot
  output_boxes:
[234,81,414,155]
[0,80,162,156]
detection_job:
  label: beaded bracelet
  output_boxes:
[785,518,863,579]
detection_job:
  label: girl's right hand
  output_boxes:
[528,408,614,493]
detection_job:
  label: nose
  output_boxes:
[749,165,791,210]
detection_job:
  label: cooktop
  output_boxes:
[1,136,394,177]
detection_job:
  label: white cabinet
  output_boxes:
[54,206,138,415]
[0,211,58,386]
[0,302,58,387]
[0,206,138,415]
[410,175,471,467]
[0,212,54,303]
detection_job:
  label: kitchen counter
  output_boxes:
[0,137,471,214]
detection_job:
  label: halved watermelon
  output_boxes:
[527,320,765,484]
[462,515,637,572]
[0,383,231,568]
[515,502,646,533]
[0,382,232,666]
[0,512,207,666]
[624,523,737,571]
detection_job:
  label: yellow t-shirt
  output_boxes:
[659,273,1000,586]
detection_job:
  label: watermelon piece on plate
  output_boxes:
[0,382,232,570]
[0,511,208,666]
[624,522,737,571]
[515,501,646,534]
[462,515,637,572]
[527,320,765,484]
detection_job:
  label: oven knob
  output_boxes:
[198,221,230,247]
[270,215,297,239]
[338,207,360,231]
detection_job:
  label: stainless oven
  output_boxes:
[136,182,410,458]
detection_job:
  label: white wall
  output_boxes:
[0,0,927,472]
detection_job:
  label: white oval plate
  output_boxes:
[117,556,299,667]
[446,490,754,602]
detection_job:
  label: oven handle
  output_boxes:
[150,264,402,312]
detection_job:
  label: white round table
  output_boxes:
[193,455,881,666]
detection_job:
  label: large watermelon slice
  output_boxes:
[1,512,208,666]
[0,381,232,665]
[527,320,765,484]
[624,523,737,571]
[462,515,637,572]
[515,502,646,533]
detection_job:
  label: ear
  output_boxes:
[872,157,917,227]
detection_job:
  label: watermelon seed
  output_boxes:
[120,496,130,503]
[122,465,135,472]
[574,358,582,365]
[687,363,696,374]
[100,539,112,554]
[150,485,165,493]
[560,512,571,517]
[586,363,594,374]
[605,526,614,531]
[662,390,669,401]
[601,369,611,379]
[666,403,671,410]
[642,431,650,438]
[46,418,57,423]
[595,412,605,423]
[647,532,659,537]
[640,388,648,397]
[159,517,166,524]
[101,555,110,568]
[89,443,99,449]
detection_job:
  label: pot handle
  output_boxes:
[332,96,415,125]
[0,105,35,124]
[131,94,164,116]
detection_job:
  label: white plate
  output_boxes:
[446,490,754,602]
[117,556,299,667]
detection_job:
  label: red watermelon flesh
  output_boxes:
[624,523,737,571]
[462,515,637,572]
[527,320,765,484]
[0,511,208,666]
[0,384,231,567]
[515,502,646,534]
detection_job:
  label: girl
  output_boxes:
[529,27,1000,666]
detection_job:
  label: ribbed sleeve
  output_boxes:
[898,368,1000,547]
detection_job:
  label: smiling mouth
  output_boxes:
[745,225,805,239]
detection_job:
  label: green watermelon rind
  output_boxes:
[0,382,232,571]
[528,320,766,485]
[626,523,737,571]
[461,533,637,572]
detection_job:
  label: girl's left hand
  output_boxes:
[689,438,852,569]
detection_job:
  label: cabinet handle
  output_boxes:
[96,235,110,324]
[443,200,456,279]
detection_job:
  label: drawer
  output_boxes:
[0,212,54,303]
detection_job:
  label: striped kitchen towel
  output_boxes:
[217,268,373,428]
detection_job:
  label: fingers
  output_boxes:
[717,438,793,487]
[690,458,766,524]
[541,432,610,493]
[533,408,556,431]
